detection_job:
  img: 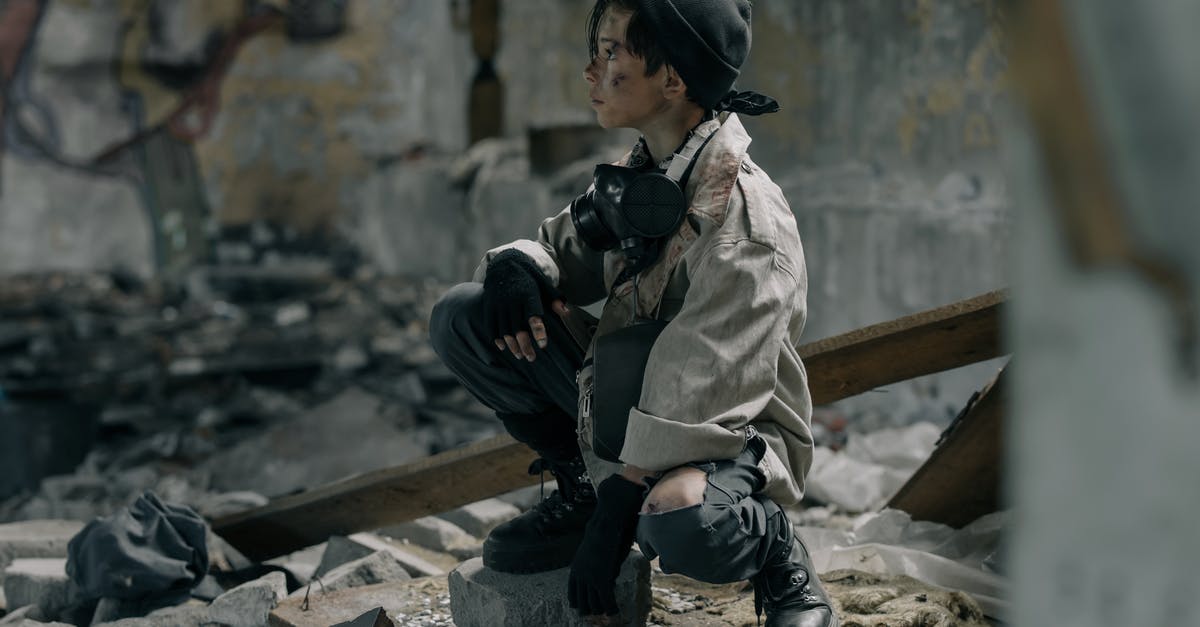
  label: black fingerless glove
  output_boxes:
[567,474,645,617]
[482,249,559,341]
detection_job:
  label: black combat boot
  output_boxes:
[750,510,838,627]
[482,409,598,574]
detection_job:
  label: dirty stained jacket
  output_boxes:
[472,113,813,505]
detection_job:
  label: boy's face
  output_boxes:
[583,9,670,130]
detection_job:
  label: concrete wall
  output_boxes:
[0,0,1011,425]
[0,0,473,276]
[1008,0,1200,624]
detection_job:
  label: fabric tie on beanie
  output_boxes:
[714,89,780,116]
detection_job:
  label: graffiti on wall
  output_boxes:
[0,0,347,273]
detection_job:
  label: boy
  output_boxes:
[429,1,835,625]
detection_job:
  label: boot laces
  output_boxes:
[527,458,593,523]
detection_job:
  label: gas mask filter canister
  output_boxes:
[569,122,718,272]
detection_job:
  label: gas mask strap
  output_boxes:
[663,119,720,185]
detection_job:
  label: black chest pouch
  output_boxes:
[570,123,718,275]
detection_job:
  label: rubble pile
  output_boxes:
[0,267,498,523]
[0,270,1004,626]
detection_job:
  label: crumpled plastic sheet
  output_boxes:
[805,422,943,513]
[800,508,1010,621]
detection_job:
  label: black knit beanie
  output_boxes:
[635,0,777,114]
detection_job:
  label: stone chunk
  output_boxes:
[378,517,481,560]
[289,551,410,599]
[2,558,71,621]
[315,534,444,580]
[92,600,211,627]
[312,536,373,579]
[448,554,652,627]
[271,578,448,627]
[265,543,326,585]
[436,498,520,538]
[0,521,84,582]
[208,571,287,627]
[330,606,395,627]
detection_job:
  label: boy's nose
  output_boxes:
[583,58,599,85]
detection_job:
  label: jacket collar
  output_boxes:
[618,113,752,225]
[683,112,752,225]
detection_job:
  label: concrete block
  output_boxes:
[2,559,71,622]
[343,534,444,578]
[289,551,410,599]
[208,571,287,627]
[448,554,652,627]
[0,520,84,579]
[271,578,449,627]
[265,543,327,585]
[436,498,520,539]
[313,536,374,579]
[377,517,481,560]
[93,600,211,627]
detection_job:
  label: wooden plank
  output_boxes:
[213,435,539,561]
[214,290,1009,559]
[886,367,1007,527]
[801,289,1006,405]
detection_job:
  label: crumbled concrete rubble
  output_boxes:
[0,269,498,522]
[0,271,1004,626]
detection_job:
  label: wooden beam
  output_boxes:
[213,435,539,561]
[214,289,1009,559]
[886,367,1007,527]
[801,289,1007,405]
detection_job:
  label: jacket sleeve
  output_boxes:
[618,236,801,471]
[471,204,609,307]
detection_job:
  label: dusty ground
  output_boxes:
[277,568,997,627]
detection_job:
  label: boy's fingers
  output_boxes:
[529,316,548,348]
[552,300,570,317]
[503,335,522,359]
[494,338,505,351]
[516,331,537,361]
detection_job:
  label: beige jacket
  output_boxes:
[473,113,813,505]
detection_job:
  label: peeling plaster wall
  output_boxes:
[0,0,473,277]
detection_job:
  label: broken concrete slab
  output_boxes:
[448,554,652,627]
[313,536,374,580]
[346,534,444,578]
[92,600,211,627]
[436,498,519,539]
[315,534,444,581]
[0,608,73,627]
[204,387,428,497]
[0,518,85,582]
[270,577,450,627]
[1,559,72,622]
[208,570,287,627]
[377,516,481,560]
[265,543,326,585]
[288,551,410,599]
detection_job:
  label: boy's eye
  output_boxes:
[604,48,616,60]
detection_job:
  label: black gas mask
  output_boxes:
[570,123,717,276]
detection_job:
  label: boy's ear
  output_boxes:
[662,65,688,100]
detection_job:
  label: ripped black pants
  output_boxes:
[637,432,790,584]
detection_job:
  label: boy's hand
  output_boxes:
[568,474,645,617]
[481,250,569,361]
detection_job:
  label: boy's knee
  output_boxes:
[429,282,483,351]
